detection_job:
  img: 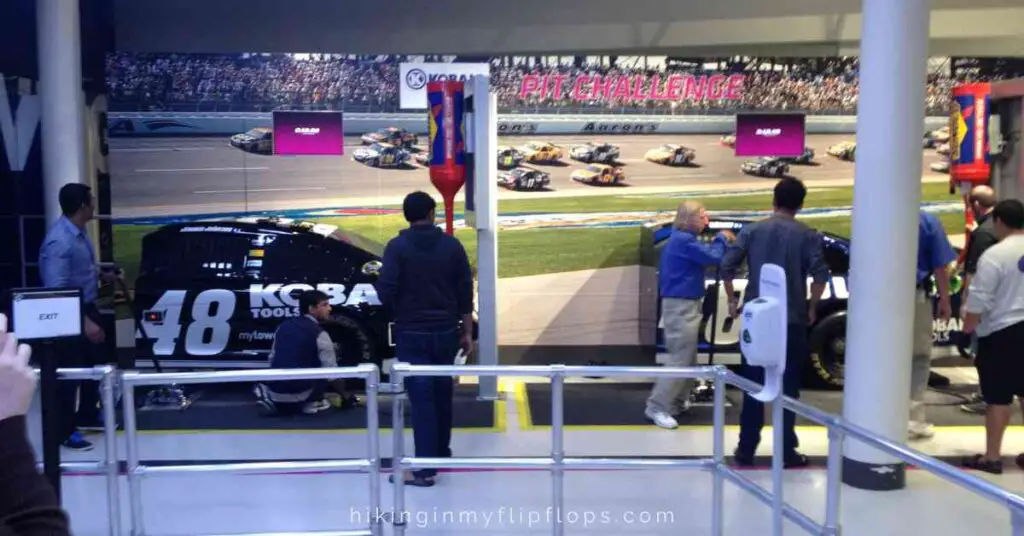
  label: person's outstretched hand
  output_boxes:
[0,312,36,422]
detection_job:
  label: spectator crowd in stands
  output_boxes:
[104,53,1015,115]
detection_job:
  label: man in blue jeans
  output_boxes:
[376,191,474,488]
[721,178,830,468]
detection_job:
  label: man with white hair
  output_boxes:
[645,201,734,429]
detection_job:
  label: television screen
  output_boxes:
[272,111,344,156]
[734,113,806,157]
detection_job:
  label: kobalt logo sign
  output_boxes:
[756,128,782,137]
[249,283,380,318]
[294,127,320,135]
[406,69,427,90]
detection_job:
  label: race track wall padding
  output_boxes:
[0,0,115,304]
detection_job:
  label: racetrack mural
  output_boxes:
[104,52,1020,376]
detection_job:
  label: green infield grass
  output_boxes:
[113,183,965,285]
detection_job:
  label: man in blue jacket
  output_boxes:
[646,201,734,429]
[376,191,474,488]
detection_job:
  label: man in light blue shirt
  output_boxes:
[646,201,734,429]
[908,210,956,440]
[38,183,115,451]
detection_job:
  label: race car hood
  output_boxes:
[646,149,671,158]
[572,169,599,178]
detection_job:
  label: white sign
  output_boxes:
[398,63,490,109]
[12,290,82,341]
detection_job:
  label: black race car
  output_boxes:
[361,127,418,148]
[132,217,476,372]
[569,142,620,164]
[497,167,551,191]
[641,218,968,389]
[741,157,790,178]
[352,143,411,168]
[229,127,274,154]
[779,146,815,165]
[497,146,526,170]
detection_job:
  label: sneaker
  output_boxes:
[62,432,94,451]
[302,399,331,415]
[645,408,678,429]
[908,421,935,440]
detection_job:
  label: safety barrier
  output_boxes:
[388,363,1024,536]
[34,363,1024,535]
[118,364,382,536]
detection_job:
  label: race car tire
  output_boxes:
[323,314,381,386]
[806,311,846,390]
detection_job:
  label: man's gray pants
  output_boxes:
[911,288,934,423]
[647,297,702,414]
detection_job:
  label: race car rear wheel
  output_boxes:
[324,314,381,387]
[807,312,846,390]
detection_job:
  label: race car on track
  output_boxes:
[497,146,526,170]
[645,144,697,166]
[229,127,274,154]
[719,134,736,147]
[779,146,816,165]
[826,141,857,161]
[131,217,477,373]
[936,143,951,156]
[497,167,551,191]
[741,157,790,178]
[926,126,951,144]
[569,142,620,164]
[361,127,418,148]
[931,159,950,173]
[570,163,625,186]
[519,141,564,163]
[352,143,411,168]
[644,217,969,389]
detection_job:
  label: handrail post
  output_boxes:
[365,367,382,536]
[771,386,784,536]
[824,423,844,536]
[98,366,122,536]
[391,366,407,536]
[711,368,726,536]
[551,365,566,536]
[121,371,144,536]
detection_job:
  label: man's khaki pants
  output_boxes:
[648,297,703,414]
[910,288,934,424]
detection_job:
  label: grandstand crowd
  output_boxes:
[104,53,1017,115]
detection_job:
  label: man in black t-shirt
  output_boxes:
[960,185,998,414]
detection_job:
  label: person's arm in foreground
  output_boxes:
[0,313,71,536]
[720,227,749,318]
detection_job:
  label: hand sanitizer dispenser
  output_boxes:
[739,263,788,402]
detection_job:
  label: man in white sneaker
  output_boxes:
[960,199,1024,474]
[645,201,733,429]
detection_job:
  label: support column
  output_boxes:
[841,0,932,491]
[37,0,87,226]
[472,76,499,401]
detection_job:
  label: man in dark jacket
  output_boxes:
[376,191,474,487]
[255,290,357,415]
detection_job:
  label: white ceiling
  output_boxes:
[112,0,1024,56]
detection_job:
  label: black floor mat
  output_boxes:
[522,383,983,428]
[134,384,498,431]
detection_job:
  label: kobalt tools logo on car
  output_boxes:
[249,283,381,318]
[582,122,658,134]
[756,128,782,137]
[294,127,320,135]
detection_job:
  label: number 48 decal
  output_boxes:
[140,289,236,356]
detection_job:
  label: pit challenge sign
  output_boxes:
[399,63,490,109]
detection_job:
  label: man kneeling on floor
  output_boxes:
[255,290,360,415]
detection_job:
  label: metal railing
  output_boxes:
[34,363,1024,535]
[118,364,382,536]
[388,363,1024,536]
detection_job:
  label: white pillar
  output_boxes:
[37,0,87,226]
[841,0,931,491]
[471,76,500,400]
